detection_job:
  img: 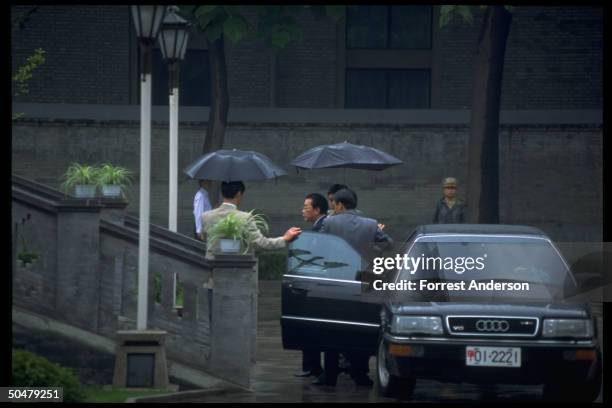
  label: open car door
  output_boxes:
[281,231,382,355]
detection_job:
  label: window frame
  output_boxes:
[337,6,440,109]
[345,67,432,109]
[345,5,433,51]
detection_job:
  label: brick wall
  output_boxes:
[11,6,602,110]
[11,119,602,243]
[437,6,603,109]
[274,11,338,108]
[225,7,272,108]
[11,5,131,104]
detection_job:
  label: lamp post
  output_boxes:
[130,5,166,331]
[158,6,190,233]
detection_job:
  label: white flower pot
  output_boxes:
[75,184,96,198]
[102,184,122,198]
[219,238,241,253]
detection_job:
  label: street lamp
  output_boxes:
[130,5,166,331]
[158,6,190,233]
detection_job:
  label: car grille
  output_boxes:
[446,316,539,337]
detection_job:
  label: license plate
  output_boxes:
[466,346,521,367]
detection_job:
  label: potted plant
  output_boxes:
[60,163,99,198]
[97,163,132,198]
[207,211,269,254]
[17,250,38,267]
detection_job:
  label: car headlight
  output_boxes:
[542,319,593,338]
[390,316,443,335]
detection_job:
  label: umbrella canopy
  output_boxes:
[290,141,403,171]
[183,149,287,181]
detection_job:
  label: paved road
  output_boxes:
[195,281,603,403]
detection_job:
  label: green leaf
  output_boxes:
[195,5,217,17]
[456,6,474,25]
[439,5,456,28]
[270,27,292,49]
[223,14,249,43]
[206,22,224,42]
[309,5,326,19]
[286,5,305,16]
[177,5,197,19]
[324,5,345,20]
[194,6,223,29]
[504,5,515,13]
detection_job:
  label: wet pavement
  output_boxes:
[190,281,603,403]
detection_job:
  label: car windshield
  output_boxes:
[393,235,577,303]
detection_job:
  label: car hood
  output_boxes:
[388,301,590,319]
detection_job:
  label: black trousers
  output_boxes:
[324,350,369,379]
[345,351,370,376]
[302,349,322,373]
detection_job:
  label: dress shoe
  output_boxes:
[312,372,337,386]
[294,369,322,377]
[352,374,373,387]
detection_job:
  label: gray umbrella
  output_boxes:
[183,149,287,181]
[290,141,403,171]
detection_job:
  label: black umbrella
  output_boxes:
[290,141,402,171]
[183,149,287,181]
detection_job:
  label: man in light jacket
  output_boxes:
[201,181,301,258]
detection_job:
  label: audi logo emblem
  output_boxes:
[475,319,510,332]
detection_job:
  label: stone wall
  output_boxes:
[12,176,258,388]
[11,118,602,243]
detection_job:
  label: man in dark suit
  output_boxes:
[303,193,328,232]
[313,188,393,387]
[293,193,329,378]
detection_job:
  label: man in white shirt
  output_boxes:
[193,179,212,240]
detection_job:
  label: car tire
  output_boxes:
[376,339,416,400]
[542,353,602,402]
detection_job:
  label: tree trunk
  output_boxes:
[466,6,512,223]
[203,34,230,207]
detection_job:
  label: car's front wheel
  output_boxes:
[376,339,416,400]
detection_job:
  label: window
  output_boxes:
[287,232,367,281]
[345,69,431,109]
[346,5,432,50]
[343,6,435,109]
[152,49,211,106]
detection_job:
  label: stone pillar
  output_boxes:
[55,198,103,332]
[100,197,129,226]
[113,330,169,389]
[208,254,257,389]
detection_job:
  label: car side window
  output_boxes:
[287,231,366,281]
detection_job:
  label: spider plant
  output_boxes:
[207,211,269,254]
[96,163,132,198]
[60,163,99,197]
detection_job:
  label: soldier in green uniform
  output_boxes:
[433,177,466,224]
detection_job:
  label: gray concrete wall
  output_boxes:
[12,117,602,243]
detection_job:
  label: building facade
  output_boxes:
[11,5,603,243]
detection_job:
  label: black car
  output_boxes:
[281,224,602,402]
